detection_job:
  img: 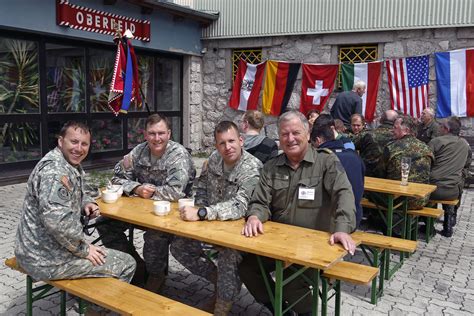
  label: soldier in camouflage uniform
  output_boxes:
[15,121,136,282]
[240,111,356,315]
[97,114,196,292]
[417,107,440,144]
[170,121,262,315]
[376,115,434,210]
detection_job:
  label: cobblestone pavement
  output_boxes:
[1,177,473,315]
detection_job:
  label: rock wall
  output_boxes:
[190,27,474,150]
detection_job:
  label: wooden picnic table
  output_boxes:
[98,196,352,315]
[363,177,436,279]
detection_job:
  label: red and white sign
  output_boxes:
[56,0,151,41]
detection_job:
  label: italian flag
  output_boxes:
[341,62,382,122]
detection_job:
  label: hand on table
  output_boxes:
[330,232,356,255]
[134,184,156,199]
[83,203,100,219]
[242,215,264,237]
[180,206,199,221]
[86,244,107,266]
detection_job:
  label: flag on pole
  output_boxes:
[300,63,338,115]
[385,55,429,118]
[435,48,474,118]
[120,39,141,114]
[262,60,300,116]
[108,40,126,116]
[229,59,266,111]
[340,62,382,122]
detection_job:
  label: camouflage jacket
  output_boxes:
[352,130,382,177]
[372,122,395,150]
[15,148,95,280]
[113,141,196,201]
[195,150,262,221]
[379,135,434,209]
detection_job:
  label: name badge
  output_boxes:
[298,187,315,200]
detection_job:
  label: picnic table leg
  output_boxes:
[26,276,33,316]
[60,291,66,316]
[384,195,394,280]
[274,260,284,316]
[311,269,319,316]
[320,277,328,316]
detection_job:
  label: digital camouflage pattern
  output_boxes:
[417,120,440,144]
[15,148,135,282]
[378,135,434,209]
[171,149,262,302]
[195,150,262,220]
[98,140,196,276]
[112,140,196,200]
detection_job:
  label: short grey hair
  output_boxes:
[423,107,435,117]
[353,80,366,90]
[278,110,309,132]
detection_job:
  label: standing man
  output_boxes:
[428,116,472,237]
[417,108,440,144]
[15,121,136,282]
[97,114,196,292]
[239,110,278,163]
[376,115,434,210]
[240,111,356,315]
[171,121,262,315]
[330,80,366,129]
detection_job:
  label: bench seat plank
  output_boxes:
[322,261,378,285]
[352,231,418,253]
[429,199,459,206]
[407,207,443,219]
[360,198,404,211]
[5,257,209,316]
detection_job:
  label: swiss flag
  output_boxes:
[300,64,338,115]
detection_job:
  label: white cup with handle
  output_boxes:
[178,198,195,210]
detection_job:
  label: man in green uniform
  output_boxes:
[428,116,472,237]
[417,107,440,144]
[239,110,356,315]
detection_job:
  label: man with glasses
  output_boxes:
[97,114,196,292]
[15,121,136,283]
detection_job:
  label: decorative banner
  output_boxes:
[300,63,338,115]
[229,59,266,111]
[435,48,474,118]
[56,0,151,41]
[385,55,429,118]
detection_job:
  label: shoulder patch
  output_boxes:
[57,186,72,201]
[60,175,72,192]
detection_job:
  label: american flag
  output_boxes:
[385,55,429,118]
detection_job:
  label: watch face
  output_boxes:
[198,207,207,220]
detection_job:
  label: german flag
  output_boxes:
[262,61,301,116]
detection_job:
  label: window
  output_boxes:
[338,45,378,88]
[232,49,262,81]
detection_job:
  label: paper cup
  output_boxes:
[178,198,195,210]
[153,201,171,216]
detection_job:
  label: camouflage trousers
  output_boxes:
[49,249,136,282]
[170,236,243,302]
[96,218,172,276]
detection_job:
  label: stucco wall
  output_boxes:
[190,26,474,151]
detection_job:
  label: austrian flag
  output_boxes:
[229,60,266,111]
[300,63,338,115]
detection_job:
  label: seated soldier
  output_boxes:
[240,111,356,315]
[417,107,440,144]
[15,121,136,283]
[428,116,472,237]
[97,114,196,291]
[171,121,262,315]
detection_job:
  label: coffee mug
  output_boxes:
[102,190,118,203]
[178,198,195,210]
[153,201,171,216]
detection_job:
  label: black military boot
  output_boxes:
[442,209,454,237]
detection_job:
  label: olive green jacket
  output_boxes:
[247,147,356,234]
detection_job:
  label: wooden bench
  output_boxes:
[351,231,418,304]
[407,207,444,243]
[5,257,210,316]
[361,198,404,211]
[429,199,459,206]
[320,261,378,316]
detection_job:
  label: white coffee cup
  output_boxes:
[153,201,171,216]
[102,190,119,203]
[178,198,195,210]
[109,184,123,196]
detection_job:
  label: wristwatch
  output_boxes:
[197,207,207,221]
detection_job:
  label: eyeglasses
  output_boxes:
[80,213,96,237]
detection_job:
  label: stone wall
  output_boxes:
[191,26,474,150]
